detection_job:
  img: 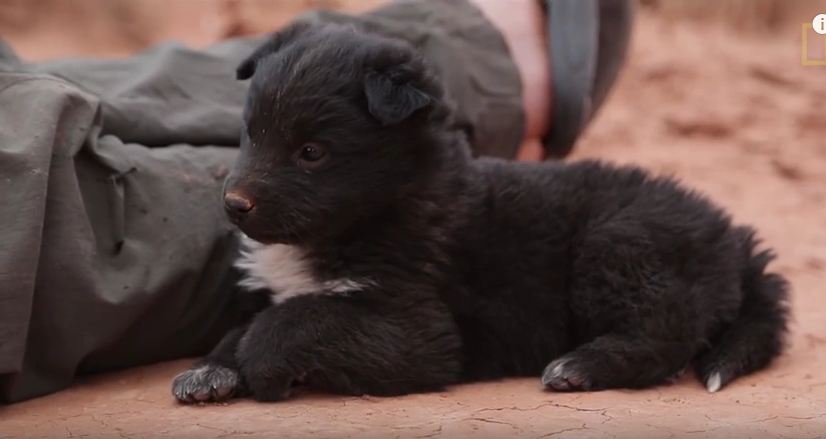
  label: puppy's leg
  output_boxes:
[236,295,462,402]
[542,334,694,391]
[172,325,248,403]
[550,220,713,391]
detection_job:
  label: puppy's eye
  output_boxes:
[299,144,325,161]
[295,143,329,170]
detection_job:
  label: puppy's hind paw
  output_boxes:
[541,357,594,391]
[172,364,240,403]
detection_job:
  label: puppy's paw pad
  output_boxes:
[172,364,239,403]
[541,357,594,391]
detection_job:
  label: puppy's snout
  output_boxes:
[224,191,255,216]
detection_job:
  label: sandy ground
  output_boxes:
[2,6,826,439]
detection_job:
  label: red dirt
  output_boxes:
[2,6,826,439]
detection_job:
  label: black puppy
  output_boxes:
[172,22,789,403]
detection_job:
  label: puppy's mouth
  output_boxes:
[223,202,301,245]
[234,221,304,246]
[222,188,313,245]
[236,228,291,246]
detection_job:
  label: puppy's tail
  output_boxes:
[696,227,790,393]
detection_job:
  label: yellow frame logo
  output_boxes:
[802,23,826,66]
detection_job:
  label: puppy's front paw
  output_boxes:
[172,364,240,403]
[541,356,594,391]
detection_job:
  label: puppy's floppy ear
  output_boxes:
[364,65,432,126]
[236,21,312,80]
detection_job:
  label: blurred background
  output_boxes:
[0,0,821,60]
[0,0,381,60]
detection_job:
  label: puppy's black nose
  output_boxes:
[224,192,254,214]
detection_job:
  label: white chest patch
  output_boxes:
[235,236,368,304]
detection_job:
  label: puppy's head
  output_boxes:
[224,22,457,245]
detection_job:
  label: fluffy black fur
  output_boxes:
[172,22,789,403]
